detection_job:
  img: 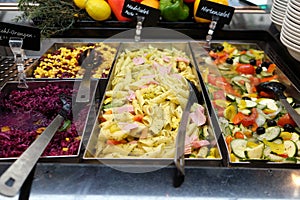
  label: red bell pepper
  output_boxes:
[232,108,258,127]
[107,0,132,21]
[278,113,296,127]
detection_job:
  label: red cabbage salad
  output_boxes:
[0,84,85,158]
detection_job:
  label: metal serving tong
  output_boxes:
[257,81,300,128]
[0,94,71,197]
[76,48,102,103]
[174,80,198,187]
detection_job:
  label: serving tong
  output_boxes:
[76,48,103,103]
[0,94,72,197]
[257,81,300,127]
[174,80,199,187]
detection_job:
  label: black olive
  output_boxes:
[267,120,277,127]
[261,61,271,68]
[256,127,265,135]
[283,124,295,132]
[242,96,251,100]
[255,67,262,74]
[249,59,257,66]
[217,45,224,52]
[226,57,233,64]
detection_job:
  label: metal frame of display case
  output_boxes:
[0,7,300,199]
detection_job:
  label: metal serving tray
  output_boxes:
[191,41,300,168]
[0,79,98,161]
[83,42,223,167]
[25,42,120,79]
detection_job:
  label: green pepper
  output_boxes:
[160,0,190,22]
[59,119,71,132]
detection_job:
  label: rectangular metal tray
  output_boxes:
[25,42,120,79]
[83,42,223,167]
[191,41,300,168]
[0,79,98,161]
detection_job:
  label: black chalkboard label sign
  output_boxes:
[121,0,160,26]
[196,0,235,24]
[0,22,40,51]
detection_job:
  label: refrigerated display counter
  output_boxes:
[0,3,300,199]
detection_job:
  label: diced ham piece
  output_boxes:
[158,66,171,75]
[128,140,138,144]
[176,57,190,64]
[133,57,145,65]
[152,61,160,69]
[146,80,159,85]
[141,74,156,79]
[185,144,192,155]
[118,122,139,131]
[191,140,210,149]
[171,73,183,80]
[117,105,134,113]
[122,123,139,131]
[163,56,171,63]
[185,133,210,153]
[189,105,206,126]
[127,90,136,101]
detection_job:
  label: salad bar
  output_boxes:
[0,24,300,199]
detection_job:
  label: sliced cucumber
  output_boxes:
[255,113,266,127]
[256,103,267,110]
[226,94,236,102]
[224,126,232,136]
[260,71,273,77]
[245,82,252,94]
[284,140,297,157]
[291,132,300,142]
[239,109,251,115]
[239,54,253,64]
[272,138,283,144]
[238,99,257,110]
[244,99,257,108]
[287,97,294,105]
[218,65,232,71]
[296,141,300,156]
[263,146,284,162]
[268,154,285,162]
[257,126,281,141]
[231,76,250,85]
[284,157,297,163]
[231,139,247,159]
[257,98,278,111]
[245,143,264,159]
[294,107,300,115]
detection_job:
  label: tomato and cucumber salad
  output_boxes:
[202,42,300,163]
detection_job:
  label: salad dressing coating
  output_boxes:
[95,45,220,159]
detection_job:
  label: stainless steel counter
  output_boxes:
[1,163,300,200]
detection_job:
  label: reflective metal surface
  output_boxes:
[1,163,298,200]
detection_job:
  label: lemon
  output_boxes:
[86,0,111,21]
[73,0,88,9]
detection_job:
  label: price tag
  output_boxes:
[0,22,40,51]
[196,0,235,24]
[121,0,160,26]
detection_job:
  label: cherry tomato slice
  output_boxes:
[236,64,255,74]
